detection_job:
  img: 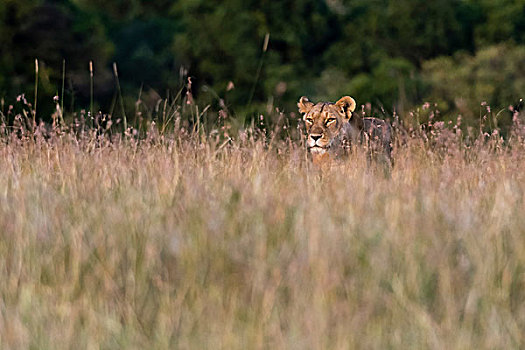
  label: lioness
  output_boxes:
[298,96,393,165]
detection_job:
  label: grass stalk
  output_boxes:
[60,59,66,126]
[89,61,94,120]
[33,58,39,129]
[113,62,127,131]
[248,33,270,107]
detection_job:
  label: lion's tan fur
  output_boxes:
[298,96,392,165]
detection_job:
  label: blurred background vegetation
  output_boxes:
[0,0,524,127]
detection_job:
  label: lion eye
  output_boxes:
[305,118,313,124]
[326,118,336,124]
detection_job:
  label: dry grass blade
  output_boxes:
[1,113,525,349]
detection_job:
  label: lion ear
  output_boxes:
[298,96,314,115]
[335,96,356,120]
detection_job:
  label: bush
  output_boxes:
[422,43,525,130]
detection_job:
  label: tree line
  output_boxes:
[1,0,524,127]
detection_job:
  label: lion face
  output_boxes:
[297,96,357,155]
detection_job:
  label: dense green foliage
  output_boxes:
[0,0,524,123]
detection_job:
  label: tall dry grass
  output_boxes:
[1,105,525,349]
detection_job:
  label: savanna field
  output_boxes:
[1,104,525,349]
[3,0,525,348]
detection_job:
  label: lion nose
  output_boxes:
[310,134,322,142]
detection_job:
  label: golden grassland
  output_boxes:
[1,121,525,349]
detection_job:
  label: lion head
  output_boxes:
[297,96,360,157]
